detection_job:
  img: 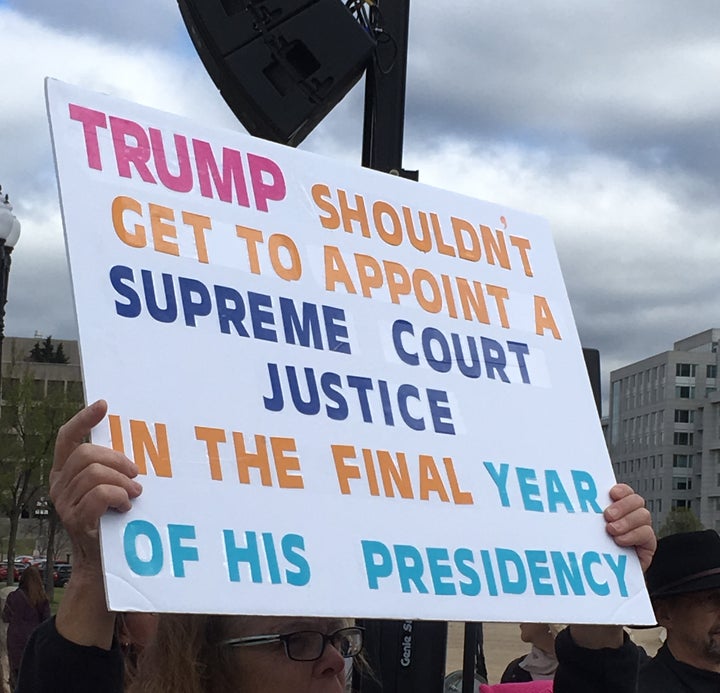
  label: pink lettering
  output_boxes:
[193,141,250,207]
[68,104,107,170]
[109,116,156,183]
[149,128,193,193]
[248,154,286,212]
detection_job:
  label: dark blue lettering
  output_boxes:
[280,297,322,349]
[392,320,419,365]
[141,269,177,323]
[179,276,212,327]
[422,327,452,373]
[323,305,351,354]
[110,265,141,318]
[398,384,424,431]
[321,371,348,420]
[481,337,509,382]
[248,291,277,342]
[214,285,249,336]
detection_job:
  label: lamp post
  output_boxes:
[0,185,21,407]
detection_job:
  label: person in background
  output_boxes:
[555,529,720,692]
[500,623,560,683]
[3,565,51,690]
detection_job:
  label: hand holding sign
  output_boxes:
[50,400,142,649]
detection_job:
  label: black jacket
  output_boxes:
[555,627,720,692]
[16,617,123,693]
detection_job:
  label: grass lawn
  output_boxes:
[50,587,65,616]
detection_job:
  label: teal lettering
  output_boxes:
[427,547,456,596]
[496,548,527,594]
[545,470,575,513]
[517,467,543,511]
[604,553,628,597]
[483,461,510,506]
[455,548,481,596]
[167,524,198,577]
[362,540,393,590]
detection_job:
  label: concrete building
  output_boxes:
[0,336,82,559]
[608,328,720,531]
[1,335,82,402]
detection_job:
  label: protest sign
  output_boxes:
[46,78,654,624]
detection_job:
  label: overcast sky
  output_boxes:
[1,0,719,410]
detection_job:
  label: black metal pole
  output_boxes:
[361,0,416,179]
[0,239,12,408]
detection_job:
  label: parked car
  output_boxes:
[0,563,20,581]
[35,561,72,588]
[54,563,72,587]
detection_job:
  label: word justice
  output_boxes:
[262,363,455,435]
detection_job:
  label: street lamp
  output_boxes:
[0,185,21,405]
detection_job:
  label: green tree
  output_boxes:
[0,370,80,586]
[27,336,68,364]
[658,507,704,537]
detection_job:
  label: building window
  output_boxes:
[674,409,694,423]
[47,380,65,396]
[673,432,693,446]
[707,387,717,397]
[708,365,718,379]
[676,363,697,377]
[672,499,692,510]
[673,454,693,468]
[672,477,692,490]
[676,386,696,398]
[66,381,84,402]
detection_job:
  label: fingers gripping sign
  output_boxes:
[51,399,143,561]
[604,483,656,573]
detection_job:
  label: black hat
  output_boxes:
[646,529,720,599]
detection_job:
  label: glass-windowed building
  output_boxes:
[608,329,720,531]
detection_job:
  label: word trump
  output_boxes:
[68,103,286,211]
[361,540,629,598]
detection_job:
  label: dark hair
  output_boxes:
[19,566,47,608]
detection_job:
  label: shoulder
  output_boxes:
[500,655,532,683]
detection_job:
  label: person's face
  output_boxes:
[519,622,550,645]
[120,613,159,652]
[655,589,720,671]
[224,616,349,693]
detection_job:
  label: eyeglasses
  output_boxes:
[220,626,364,662]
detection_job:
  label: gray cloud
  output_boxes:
[2,0,720,411]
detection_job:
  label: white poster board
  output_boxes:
[46,79,654,624]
